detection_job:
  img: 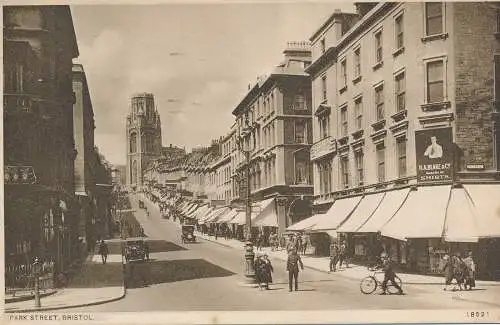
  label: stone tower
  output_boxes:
[126,93,162,188]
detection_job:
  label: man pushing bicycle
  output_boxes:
[379,252,403,295]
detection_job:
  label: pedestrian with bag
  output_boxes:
[463,251,476,290]
[286,249,304,292]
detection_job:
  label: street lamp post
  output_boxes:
[32,257,41,308]
[237,114,256,284]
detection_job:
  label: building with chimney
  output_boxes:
[296,2,500,279]
[232,41,314,238]
[126,93,162,188]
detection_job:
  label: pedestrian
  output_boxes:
[301,235,308,255]
[286,249,304,292]
[338,241,348,269]
[380,252,403,295]
[296,235,303,255]
[254,254,265,290]
[463,251,476,290]
[262,254,274,290]
[144,240,150,262]
[98,240,109,264]
[328,242,339,273]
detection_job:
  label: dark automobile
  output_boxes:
[181,224,196,243]
[124,238,148,263]
[138,200,145,209]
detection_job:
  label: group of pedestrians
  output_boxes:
[328,241,348,272]
[254,248,306,292]
[442,251,476,291]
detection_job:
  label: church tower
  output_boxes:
[126,93,162,188]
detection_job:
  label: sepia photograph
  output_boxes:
[2,1,500,323]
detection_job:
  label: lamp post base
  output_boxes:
[243,241,256,285]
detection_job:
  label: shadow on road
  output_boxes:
[125,259,235,288]
[145,239,186,253]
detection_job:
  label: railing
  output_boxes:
[5,261,55,296]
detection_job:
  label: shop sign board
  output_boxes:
[415,127,453,183]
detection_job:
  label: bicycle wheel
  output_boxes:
[387,275,403,294]
[360,276,377,294]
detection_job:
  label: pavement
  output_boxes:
[5,230,128,312]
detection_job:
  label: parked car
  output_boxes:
[181,224,196,243]
[124,238,148,263]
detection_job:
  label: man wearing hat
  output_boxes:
[286,249,304,292]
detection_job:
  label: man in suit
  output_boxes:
[286,249,304,292]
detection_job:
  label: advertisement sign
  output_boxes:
[415,127,453,183]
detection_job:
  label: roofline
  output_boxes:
[309,11,358,42]
[231,83,260,116]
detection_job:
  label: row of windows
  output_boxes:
[316,138,407,194]
[319,58,446,139]
[320,3,446,63]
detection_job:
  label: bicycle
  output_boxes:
[360,266,403,294]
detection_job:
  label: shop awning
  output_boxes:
[286,213,325,231]
[205,207,230,223]
[464,184,500,238]
[381,185,451,241]
[337,192,385,233]
[310,195,362,231]
[196,206,213,220]
[198,207,220,224]
[192,205,210,220]
[444,188,478,242]
[253,199,277,227]
[229,211,249,225]
[356,188,410,233]
[218,209,239,223]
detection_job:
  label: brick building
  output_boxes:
[4,6,80,274]
[288,2,500,279]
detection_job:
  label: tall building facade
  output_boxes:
[232,41,314,236]
[299,2,500,278]
[126,93,162,188]
[3,6,79,272]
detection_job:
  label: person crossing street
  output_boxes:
[380,252,403,295]
[286,249,304,292]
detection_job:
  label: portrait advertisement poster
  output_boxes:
[415,127,453,183]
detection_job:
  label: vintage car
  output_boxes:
[181,224,196,243]
[124,237,149,263]
[138,200,145,209]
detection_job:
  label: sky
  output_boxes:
[71,2,354,166]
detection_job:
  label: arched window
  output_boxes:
[130,133,137,153]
